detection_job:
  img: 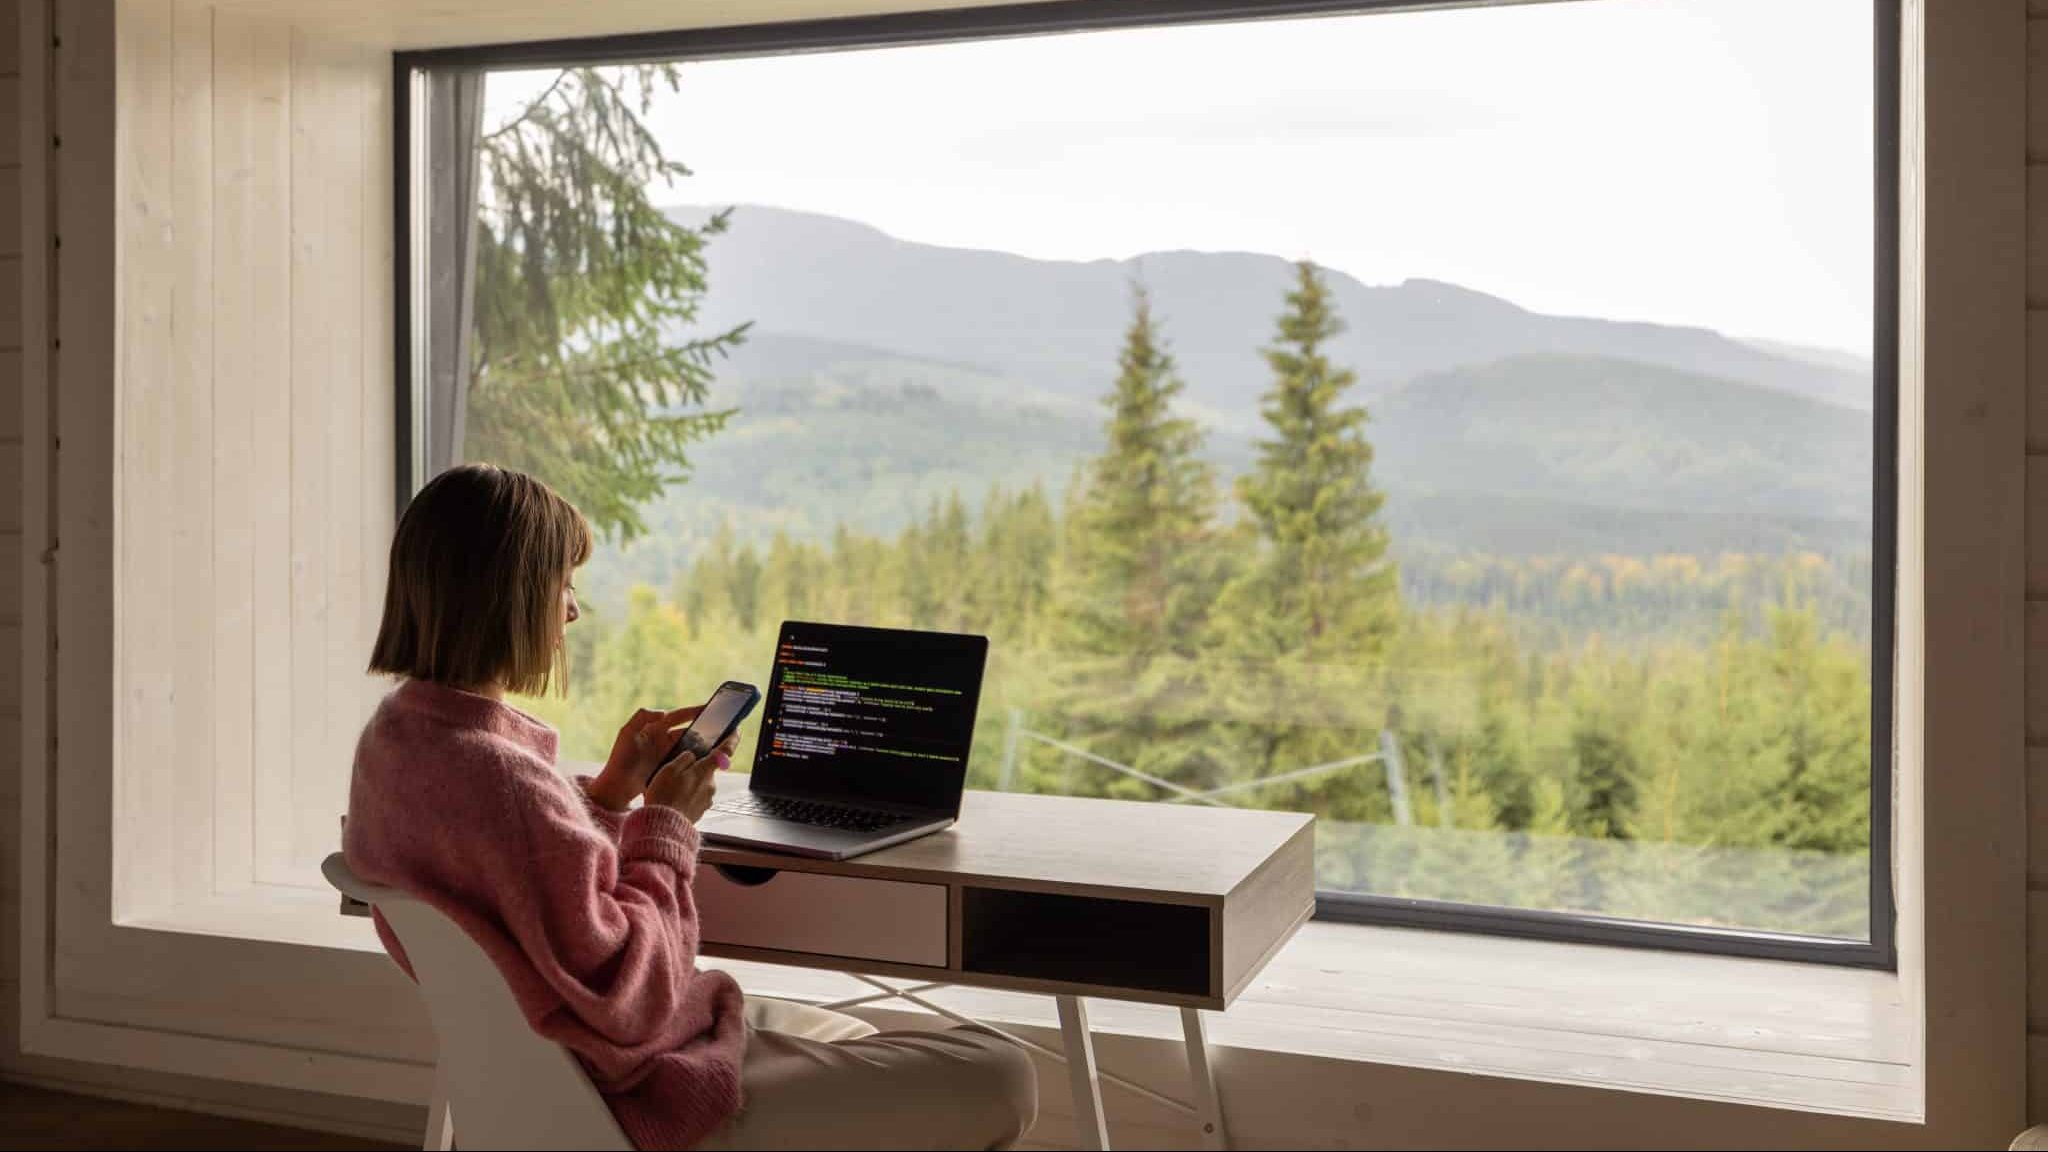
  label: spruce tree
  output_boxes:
[927,493,975,630]
[1043,287,1225,797]
[1207,261,1401,794]
[1228,259,1399,657]
[466,67,747,540]
[984,485,1058,643]
[727,542,763,632]
[762,531,818,624]
[674,522,736,638]
[1060,287,1219,657]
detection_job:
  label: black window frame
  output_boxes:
[393,0,1902,970]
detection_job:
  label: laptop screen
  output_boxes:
[749,620,989,814]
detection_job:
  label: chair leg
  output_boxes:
[424,1062,454,1151]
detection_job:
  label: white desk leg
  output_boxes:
[1180,1007,1228,1150]
[1056,994,1110,1151]
[423,1062,454,1151]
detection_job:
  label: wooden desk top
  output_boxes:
[699,789,1314,906]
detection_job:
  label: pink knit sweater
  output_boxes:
[343,680,747,1150]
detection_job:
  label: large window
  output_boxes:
[401,0,1894,963]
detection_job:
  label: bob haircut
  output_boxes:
[369,463,593,696]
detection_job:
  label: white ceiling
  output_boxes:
[202,0,1050,51]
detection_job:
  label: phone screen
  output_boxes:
[667,683,758,763]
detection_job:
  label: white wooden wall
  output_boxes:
[111,0,392,909]
[3,6,416,1132]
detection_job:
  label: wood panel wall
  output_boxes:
[109,0,391,910]
[4,12,412,1138]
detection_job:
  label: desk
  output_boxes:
[692,790,1315,1151]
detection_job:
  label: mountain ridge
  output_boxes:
[666,204,1873,416]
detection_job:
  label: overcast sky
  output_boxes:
[489,0,1875,354]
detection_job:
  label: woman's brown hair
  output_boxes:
[369,463,593,696]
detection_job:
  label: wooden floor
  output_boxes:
[0,1081,403,1151]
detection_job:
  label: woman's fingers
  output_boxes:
[650,718,694,750]
[631,705,702,752]
[630,704,698,733]
[649,751,699,794]
[681,758,720,794]
[624,708,660,748]
[651,747,724,806]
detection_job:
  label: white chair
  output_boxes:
[323,852,635,1152]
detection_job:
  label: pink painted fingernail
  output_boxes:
[713,752,731,770]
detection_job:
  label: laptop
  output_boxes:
[696,620,989,861]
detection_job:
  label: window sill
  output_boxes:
[121,883,391,953]
[130,886,1919,1125]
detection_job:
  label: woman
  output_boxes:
[344,464,1036,1151]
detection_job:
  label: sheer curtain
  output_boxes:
[423,68,485,479]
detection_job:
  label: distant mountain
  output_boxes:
[1370,353,1871,522]
[1735,337,1873,378]
[698,337,1870,523]
[580,336,1872,614]
[1379,490,1868,560]
[585,210,1876,621]
[669,205,1874,418]
[704,332,1096,419]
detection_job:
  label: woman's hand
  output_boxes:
[645,750,716,823]
[643,730,741,824]
[586,706,699,813]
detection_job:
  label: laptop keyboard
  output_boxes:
[716,793,902,834]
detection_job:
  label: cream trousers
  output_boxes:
[692,996,1039,1151]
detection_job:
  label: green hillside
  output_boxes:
[574,339,1874,643]
[1371,353,1871,521]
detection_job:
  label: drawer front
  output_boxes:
[694,866,949,968]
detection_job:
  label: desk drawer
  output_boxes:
[694,866,949,968]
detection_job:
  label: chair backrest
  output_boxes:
[323,853,634,1152]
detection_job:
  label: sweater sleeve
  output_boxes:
[495,776,715,1055]
[574,773,629,842]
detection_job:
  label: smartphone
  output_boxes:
[660,681,761,767]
